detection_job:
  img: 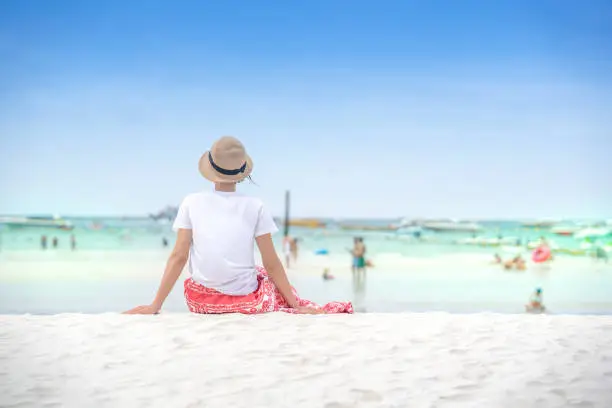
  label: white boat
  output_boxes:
[526,241,559,250]
[551,225,581,236]
[574,227,612,239]
[149,206,178,222]
[520,218,560,228]
[396,217,482,233]
[456,236,520,246]
[0,215,74,230]
[393,217,424,229]
[422,220,482,233]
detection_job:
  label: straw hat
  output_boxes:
[198,136,253,183]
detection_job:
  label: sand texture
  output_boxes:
[1,313,612,408]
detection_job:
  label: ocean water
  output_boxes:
[0,217,593,252]
[1,218,611,315]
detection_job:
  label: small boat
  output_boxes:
[551,225,581,236]
[457,236,520,247]
[149,206,178,222]
[339,224,394,231]
[527,241,559,250]
[422,220,482,233]
[520,219,559,228]
[288,219,327,228]
[0,215,74,230]
[574,227,612,239]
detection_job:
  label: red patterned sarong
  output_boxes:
[184,266,354,314]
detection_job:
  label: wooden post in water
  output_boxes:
[284,190,290,237]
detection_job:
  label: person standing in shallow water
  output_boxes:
[52,237,58,249]
[124,136,352,315]
[40,235,48,250]
[70,234,76,251]
[290,237,299,264]
[351,237,366,277]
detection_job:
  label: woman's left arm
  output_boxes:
[123,228,192,314]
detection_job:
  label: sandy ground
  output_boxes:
[1,313,611,408]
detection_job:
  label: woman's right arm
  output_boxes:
[256,234,322,314]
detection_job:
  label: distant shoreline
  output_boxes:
[1,214,610,222]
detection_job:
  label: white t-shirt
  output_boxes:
[172,190,279,295]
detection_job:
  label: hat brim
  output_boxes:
[198,151,253,183]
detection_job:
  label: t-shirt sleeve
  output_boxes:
[255,204,279,237]
[172,197,192,231]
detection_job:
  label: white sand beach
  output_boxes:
[1,313,611,408]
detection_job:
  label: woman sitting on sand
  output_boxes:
[125,136,353,315]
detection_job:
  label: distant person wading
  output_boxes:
[351,237,366,276]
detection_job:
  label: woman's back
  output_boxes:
[174,189,278,295]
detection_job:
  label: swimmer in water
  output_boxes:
[525,288,545,313]
[290,237,299,264]
[322,268,334,281]
[503,255,526,271]
[514,255,526,270]
[351,237,366,277]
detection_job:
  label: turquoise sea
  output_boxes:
[1,217,611,315]
[0,217,600,253]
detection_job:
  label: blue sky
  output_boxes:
[0,0,610,219]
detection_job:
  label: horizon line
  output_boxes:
[0,214,610,222]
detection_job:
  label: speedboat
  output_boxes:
[288,219,327,228]
[574,227,612,239]
[396,217,482,233]
[149,206,178,222]
[551,225,581,236]
[456,236,520,246]
[0,215,74,230]
[422,220,482,233]
[520,219,559,228]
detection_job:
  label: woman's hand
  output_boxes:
[123,304,161,315]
